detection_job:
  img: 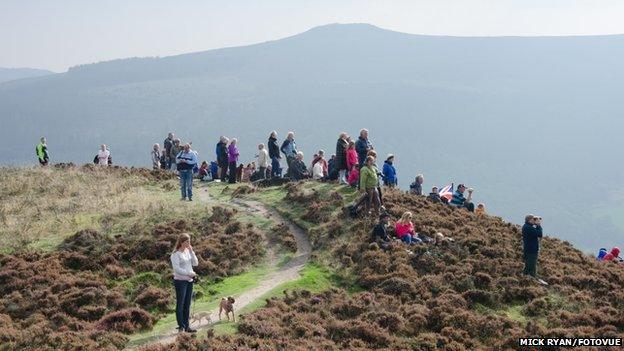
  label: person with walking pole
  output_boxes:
[170,233,198,333]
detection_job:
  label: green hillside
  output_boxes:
[0,166,622,351]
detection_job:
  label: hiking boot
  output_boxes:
[185,327,197,333]
[188,198,193,202]
[180,197,187,201]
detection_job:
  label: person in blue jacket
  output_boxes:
[382,154,397,187]
[522,214,543,277]
[355,129,373,167]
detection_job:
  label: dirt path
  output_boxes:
[132,186,311,349]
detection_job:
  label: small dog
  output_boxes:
[219,297,236,322]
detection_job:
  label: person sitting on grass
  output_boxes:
[475,203,486,216]
[395,211,421,244]
[198,161,210,181]
[372,213,392,250]
[602,247,621,262]
[449,184,475,212]
[409,174,424,195]
[291,152,310,181]
[427,186,441,203]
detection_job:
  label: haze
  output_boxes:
[2,0,624,72]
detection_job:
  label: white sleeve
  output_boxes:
[189,250,199,266]
[171,252,191,276]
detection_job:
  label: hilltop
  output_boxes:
[1,23,623,250]
[0,67,53,83]
[0,166,622,350]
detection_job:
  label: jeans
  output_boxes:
[179,169,193,199]
[523,252,538,277]
[402,234,412,244]
[271,157,281,177]
[228,162,237,183]
[173,279,193,330]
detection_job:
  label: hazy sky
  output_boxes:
[2,0,624,72]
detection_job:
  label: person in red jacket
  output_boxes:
[346,140,358,172]
[603,247,621,262]
[394,211,421,245]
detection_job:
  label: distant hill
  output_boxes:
[0,67,53,83]
[1,23,623,251]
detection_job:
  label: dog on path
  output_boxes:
[219,297,236,322]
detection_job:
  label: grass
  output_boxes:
[0,166,183,251]
[207,262,356,336]
[127,264,271,347]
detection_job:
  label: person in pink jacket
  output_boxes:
[346,140,358,173]
[394,211,421,244]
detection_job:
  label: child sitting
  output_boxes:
[475,203,486,216]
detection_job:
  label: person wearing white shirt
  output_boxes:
[97,144,110,165]
[312,160,324,180]
[170,233,199,333]
[256,143,269,179]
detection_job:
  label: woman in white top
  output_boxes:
[151,143,161,169]
[97,144,110,165]
[170,233,199,333]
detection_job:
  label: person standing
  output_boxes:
[355,129,373,167]
[160,150,167,170]
[97,144,110,166]
[382,155,398,187]
[359,156,381,215]
[35,137,49,166]
[280,132,297,177]
[268,131,281,178]
[164,132,175,169]
[346,141,358,173]
[169,139,183,171]
[335,132,349,184]
[151,143,161,169]
[256,143,269,180]
[522,214,543,278]
[170,233,198,333]
[227,138,240,184]
[176,143,198,201]
[216,136,229,181]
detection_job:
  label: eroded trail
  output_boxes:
[131,186,311,349]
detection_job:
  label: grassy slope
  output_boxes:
[0,166,184,252]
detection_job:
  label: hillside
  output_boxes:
[0,24,622,251]
[0,166,622,350]
[0,67,53,83]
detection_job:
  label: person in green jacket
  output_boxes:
[35,137,49,166]
[359,156,381,215]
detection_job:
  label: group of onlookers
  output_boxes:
[597,247,622,262]
[371,211,455,251]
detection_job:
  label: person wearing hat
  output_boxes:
[372,213,391,250]
[382,154,397,188]
[450,184,475,212]
[522,214,543,277]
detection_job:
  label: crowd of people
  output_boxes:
[34,131,622,300]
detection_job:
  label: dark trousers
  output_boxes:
[465,202,475,212]
[271,157,281,177]
[173,279,193,330]
[285,156,294,177]
[219,163,228,181]
[523,252,538,277]
[228,162,237,183]
[259,166,267,179]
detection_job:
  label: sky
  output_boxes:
[2,0,624,72]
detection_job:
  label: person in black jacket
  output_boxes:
[372,213,391,250]
[216,136,229,181]
[522,214,543,277]
[268,131,281,178]
[334,132,349,184]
